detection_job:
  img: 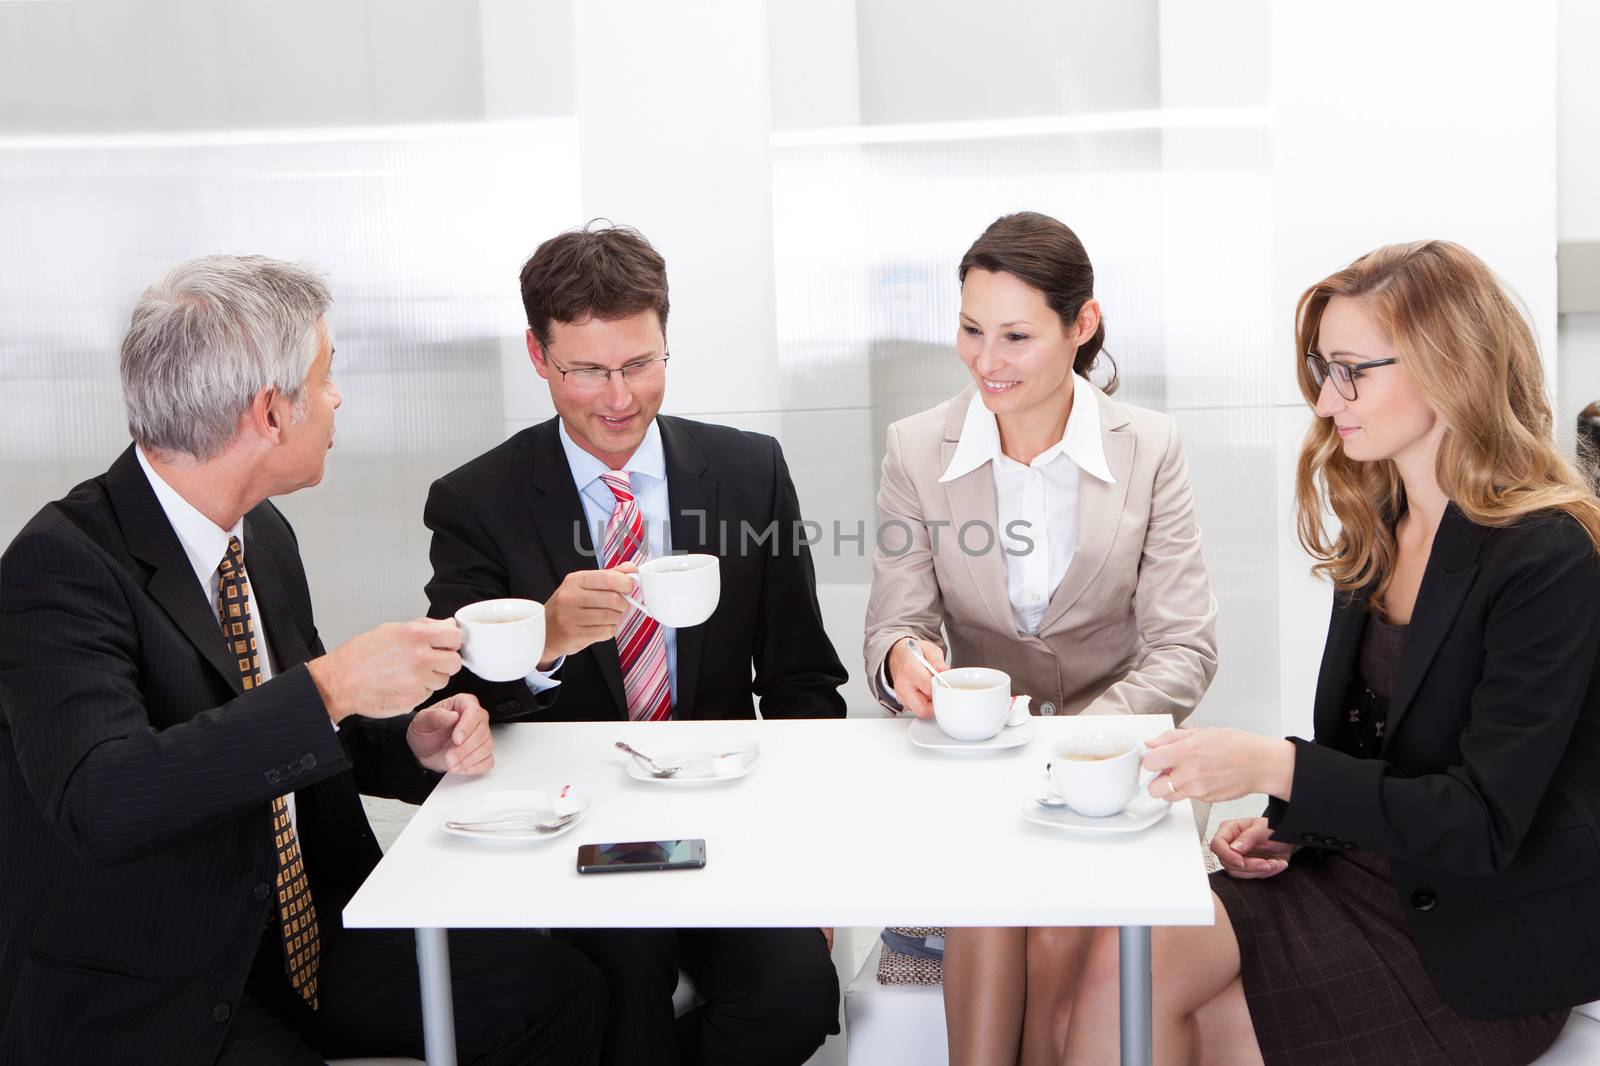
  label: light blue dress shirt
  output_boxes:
[524,418,678,710]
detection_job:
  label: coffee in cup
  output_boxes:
[620,553,720,628]
[931,667,1031,741]
[1047,732,1158,817]
[454,597,546,682]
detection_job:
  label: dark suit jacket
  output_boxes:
[424,415,847,721]
[1267,504,1600,1017]
[0,447,439,1066]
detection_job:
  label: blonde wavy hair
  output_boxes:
[1294,240,1600,591]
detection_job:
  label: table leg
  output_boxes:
[415,927,459,1066]
[1119,925,1152,1066]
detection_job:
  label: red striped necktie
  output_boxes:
[599,471,671,721]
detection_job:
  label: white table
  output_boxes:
[344,716,1215,1066]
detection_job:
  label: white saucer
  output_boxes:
[442,787,590,843]
[623,743,760,785]
[1020,792,1171,835]
[908,715,1035,753]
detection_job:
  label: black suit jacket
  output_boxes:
[424,415,847,721]
[1267,504,1600,1017]
[0,447,438,1066]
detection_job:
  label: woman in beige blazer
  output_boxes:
[863,211,1219,1066]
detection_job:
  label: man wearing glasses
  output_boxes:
[422,222,846,1066]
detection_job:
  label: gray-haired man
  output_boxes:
[0,256,603,1065]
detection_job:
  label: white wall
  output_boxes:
[1558,0,1600,243]
[478,0,575,120]
[853,0,1159,122]
[768,0,861,131]
[1555,0,1600,455]
[574,0,782,419]
[0,0,495,130]
[1561,313,1600,454]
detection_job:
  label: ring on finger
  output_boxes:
[1166,776,1178,796]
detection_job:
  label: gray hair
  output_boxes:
[120,255,332,461]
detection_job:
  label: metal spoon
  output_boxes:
[614,741,680,778]
[1036,763,1070,807]
[446,810,581,833]
[903,639,953,689]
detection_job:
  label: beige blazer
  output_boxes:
[864,384,1218,720]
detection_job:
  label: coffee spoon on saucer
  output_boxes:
[615,741,682,778]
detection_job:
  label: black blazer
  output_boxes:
[1268,504,1600,1018]
[0,447,439,1066]
[424,415,848,721]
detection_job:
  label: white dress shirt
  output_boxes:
[939,374,1115,634]
[880,376,1115,700]
[524,419,679,710]
[135,447,299,831]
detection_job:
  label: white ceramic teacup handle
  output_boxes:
[617,574,655,620]
[1135,743,1160,791]
[1007,694,1031,727]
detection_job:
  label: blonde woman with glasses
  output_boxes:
[1064,240,1600,1065]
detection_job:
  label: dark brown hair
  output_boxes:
[519,221,670,349]
[958,211,1117,393]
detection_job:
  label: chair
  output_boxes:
[842,939,946,1066]
[1535,1001,1600,1063]
[673,967,701,1016]
[323,972,699,1066]
[842,939,1600,1065]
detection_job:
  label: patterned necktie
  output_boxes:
[218,536,320,1009]
[599,472,671,722]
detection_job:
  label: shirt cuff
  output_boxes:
[525,656,566,694]
[877,658,904,713]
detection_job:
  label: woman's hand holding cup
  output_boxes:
[1210,817,1299,879]
[1140,726,1298,804]
[887,636,947,718]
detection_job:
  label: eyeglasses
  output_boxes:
[1304,351,1396,401]
[547,354,670,390]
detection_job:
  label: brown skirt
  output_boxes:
[1212,849,1568,1066]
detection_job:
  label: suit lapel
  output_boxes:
[660,418,716,718]
[940,457,1014,638]
[1382,504,1483,752]
[106,446,244,696]
[1039,393,1133,633]
[528,421,629,718]
[1313,584,1372,742]
[241,510,311,671]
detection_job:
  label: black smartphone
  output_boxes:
[575,839,707,874]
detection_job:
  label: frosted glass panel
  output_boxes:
[0,120,582,642]
[772,125,1273,410]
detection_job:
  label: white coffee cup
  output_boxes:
[1047,732,1159,817]
[454,598,546,682]
[931,667,1030,741]
[619,554,720,628]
